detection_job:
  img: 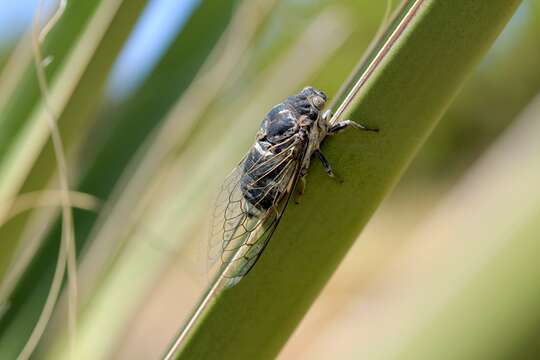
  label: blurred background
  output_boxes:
[0,0,539,359]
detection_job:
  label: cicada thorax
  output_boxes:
[240,96,320,213]
[240,108,299,213]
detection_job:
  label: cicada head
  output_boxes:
[300,86,327,111]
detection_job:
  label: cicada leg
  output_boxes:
[317,109,377,182]
[314,149,334,177]
[329,120,378,134]
[322,109,378,133]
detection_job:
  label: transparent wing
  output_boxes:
[209,138,308,287]
[222,202,284,287]
[208,160,252,267]
[208,141,303,286]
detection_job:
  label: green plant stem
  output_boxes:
[169,0,522,359]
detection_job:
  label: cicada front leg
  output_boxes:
[329,120,378,134]
[323,109,378,134]
[318,109,378,181]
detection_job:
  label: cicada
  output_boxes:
[210,86,376,286]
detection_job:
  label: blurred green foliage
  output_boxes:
[0,0,538,358]
[413,1,540,181]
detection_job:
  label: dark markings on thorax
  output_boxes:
[240,93,320,212]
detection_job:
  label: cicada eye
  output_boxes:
[312,95,325,109]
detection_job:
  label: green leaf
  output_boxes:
[9,0,239,307]
[0,0,150,356]
[168,1,523,359]
[0,1,106,277]
[49,6,355,359]
[0,0,103,203]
